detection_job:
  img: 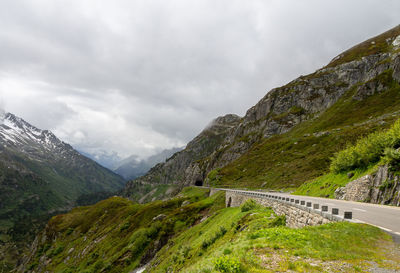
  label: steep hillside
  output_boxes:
[295,118,400,204]
[0,112,125,271]
[17,187,226,272]
[122,114,241,201]
[123,25,400,199]
[19,188,399,272]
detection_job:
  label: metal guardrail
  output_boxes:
[213,187,353,222]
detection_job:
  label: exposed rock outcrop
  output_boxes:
[335,165,400,206]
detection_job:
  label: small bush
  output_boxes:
[214,256,242,273]
[119,221,130,231]
[330,119,400,173]
[66,227,74,235]
[382,147,400,171]
[202,226,228,250]
[48,245,64,257]
[240,199,260,212]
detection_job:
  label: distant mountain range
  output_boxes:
[0,111,125,248]
[80,149,122,170]
[113,147,183,180]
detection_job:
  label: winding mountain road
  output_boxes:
[210,187,400,242]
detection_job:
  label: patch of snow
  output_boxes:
[132,266,146,273]
[0,131,17,144]
[3,118,22,133]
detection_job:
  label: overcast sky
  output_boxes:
[0,0,399,162]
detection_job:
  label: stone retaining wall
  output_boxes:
[225,191,347,228]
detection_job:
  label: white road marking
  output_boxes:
[376,226,392,232]
[357,221,394,233]
[395,232,400,236]
[353,208,367,212]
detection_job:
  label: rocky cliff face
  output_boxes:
[123,25,400,200]
[122,114,241,198]
[335,165,400,206]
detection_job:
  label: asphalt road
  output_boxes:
[215,188,400,241]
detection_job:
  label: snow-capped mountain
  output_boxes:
[0,112,78,161]
[0,112,125,248]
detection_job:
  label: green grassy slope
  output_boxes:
[24,193,399,272]
[0,145,125,272]
[295,116,400,197]
[208,69,400,190]
[149,200,397,272]
[23,187,225,272]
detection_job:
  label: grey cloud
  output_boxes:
[0,0,399,158]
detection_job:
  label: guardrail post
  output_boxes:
[344,211,352,219]
[332,208,339,215]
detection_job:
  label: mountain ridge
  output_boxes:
[0,112,125,269]
[123,24,400,201]
[114,147,183,180]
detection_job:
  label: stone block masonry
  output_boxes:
[224,190,350,228]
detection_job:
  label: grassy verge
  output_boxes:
[148,200,395,273]
[293,165,377,197]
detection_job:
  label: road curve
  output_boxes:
[210,187,400,241]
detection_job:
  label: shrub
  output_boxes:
[382,147,400,171]
[240,199,260,212]
[330,119,400,173]
[201,226,228,250]
[119,221,130,231]
[214,256,242,273]
[48,244,64,257]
